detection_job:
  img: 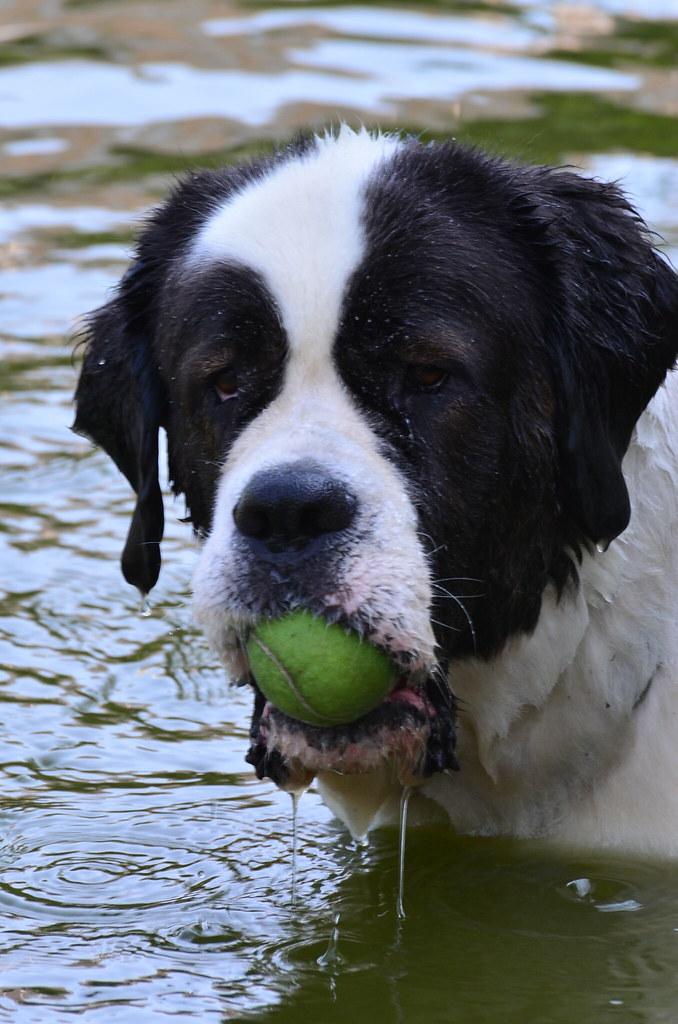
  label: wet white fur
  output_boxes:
[320,372,678,856]
[191,129,437,677]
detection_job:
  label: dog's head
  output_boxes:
[74,128,678,791]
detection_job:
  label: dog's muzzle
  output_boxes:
[197,458,457,789]
[231,460,457,786]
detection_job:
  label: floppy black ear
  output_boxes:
[533,170,678,545]
[73,259,166,593]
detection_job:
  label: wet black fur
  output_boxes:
[74,135,678,659]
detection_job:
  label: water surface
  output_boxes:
[1,0,678,1020]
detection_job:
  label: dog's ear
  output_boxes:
[73,258,165,593]
[533,170,678,546]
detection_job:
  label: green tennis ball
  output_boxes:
[246,611,395,727]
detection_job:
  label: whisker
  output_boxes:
[431,594,477,654]
[432,585,486,600]
[430,618,462,632]
[428,661,469,721]
[430,660,452,691]
[418,532,449,559]
[429,672,455,712]
[431,659,469,709]
[449,594,477,654]
[432,576,484,585]
[431,581,484,599]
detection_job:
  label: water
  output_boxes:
[1,0,678,1020]
[290,792,299,907]
[397,787,411,921]
[316,913,342,971]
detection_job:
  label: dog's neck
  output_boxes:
[319,373,678,847]
[428,371,678,845]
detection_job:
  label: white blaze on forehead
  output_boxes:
[189,127,399,356]
[190,128,436,673]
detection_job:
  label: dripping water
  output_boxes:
[290,791,299,907]
[317,912,342,969]
[397,786,412,920]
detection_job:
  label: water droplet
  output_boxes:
[139,596,152,618]
[317,913,342,969]
[97,358,106,366]
[567,877,592,900]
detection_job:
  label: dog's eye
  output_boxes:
[407,364,448,390]
[213,368,238,402]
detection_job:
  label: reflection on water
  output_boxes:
[544,0,678,16]
[0,51,637,130]
[2,137,70,158]
[202,6,541,48]
[1,0,678,1020]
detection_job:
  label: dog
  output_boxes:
[74,127,678,855]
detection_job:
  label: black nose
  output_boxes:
[233,462,358,555]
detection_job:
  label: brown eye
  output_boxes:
[408,364,448,389]
[214,368,238,402]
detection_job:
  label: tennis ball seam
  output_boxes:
[250,634,345,727]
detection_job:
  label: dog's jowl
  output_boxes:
[74,128,678,854]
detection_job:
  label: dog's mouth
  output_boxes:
[244,669,458,792]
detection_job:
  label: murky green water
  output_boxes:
[1,0,678,1019]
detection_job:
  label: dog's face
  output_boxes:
[74,129,677,792]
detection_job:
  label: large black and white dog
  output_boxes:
[75,128,678,855]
